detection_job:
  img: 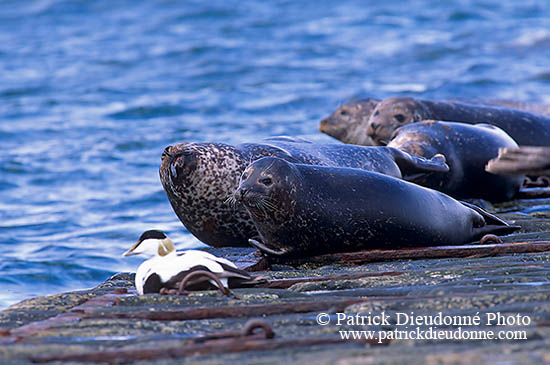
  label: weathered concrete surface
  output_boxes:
[1,197,549,364]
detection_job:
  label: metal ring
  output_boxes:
[242,319,275,339]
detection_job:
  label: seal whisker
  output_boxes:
[257,200,271,215]
[254,201,269,218]
[249,205,264,219]
[260,198,279,213]
[224,195,238,208]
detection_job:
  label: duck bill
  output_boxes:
[122,242,140,257]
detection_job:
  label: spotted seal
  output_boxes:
[319,98,380,145]
[387,121,524,202]
[234,157,519,258]
[365,97,550,146]
[159,136,448,247]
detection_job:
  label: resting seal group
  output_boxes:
[159,136,448,247]
[366,97,550,147]
[157,94,543,255]
[234,157,519,258]
[320,97,550,146]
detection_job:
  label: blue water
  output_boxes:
[0,0,548,309]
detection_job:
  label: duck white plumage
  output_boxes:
[123,230,255,295]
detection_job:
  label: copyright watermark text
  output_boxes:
[315,311,530,343]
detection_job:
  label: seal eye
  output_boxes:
[340,109,349,116]
[241,172,248,181]
[394,114,405,123]
[373,110,379,116]
[259,177,273,186]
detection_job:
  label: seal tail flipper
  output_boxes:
[486,146,550,176]
[473,224,521,239]
[389,148,450,180]
[460,201,508,226]
[460,201,521,238]
[248,238,289,256]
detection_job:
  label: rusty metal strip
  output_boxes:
[251,271,404,289]
[84,297,369,320]
[70,291,131,314]
[264,241,550,267]
[250,260,549,289]
[7,289,132,341]
[9,312,83,339]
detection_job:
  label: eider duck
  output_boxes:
[123,230,255,295]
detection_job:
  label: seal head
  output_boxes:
[366,97,427,145]
[234,157,299,256]
[160,142,257,247]
[319,98,379,145]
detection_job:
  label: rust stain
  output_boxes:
[265,241,550,267]
[8,289,132,340]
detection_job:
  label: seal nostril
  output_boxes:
[366,126,376,137]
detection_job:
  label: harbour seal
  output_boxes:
[365,97,550,146]
[319,98,379,145]
[387,121,524,202]
[234,157,519,258]
[159,137,448,247]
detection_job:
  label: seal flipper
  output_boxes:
[249,238,289,256]
[486,146,550,176]
[389,148,450,181]
[460,201,521,238]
